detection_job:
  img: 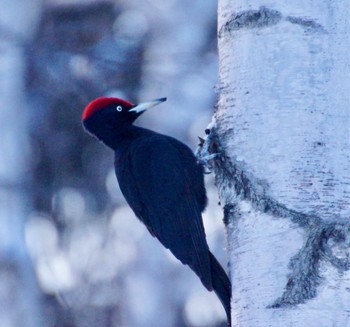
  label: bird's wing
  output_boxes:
[122,135,213,289]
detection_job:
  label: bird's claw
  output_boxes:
[197,153,220,173]
[195,129,220,173]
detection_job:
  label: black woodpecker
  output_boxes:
[82,97,231,326]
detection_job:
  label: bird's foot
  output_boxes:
[197,153,220,173]
[195,118,220,173]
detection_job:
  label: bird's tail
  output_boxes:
[209,252,232,327]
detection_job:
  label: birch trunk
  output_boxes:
[211,1,350,326]
[0,1,43,326]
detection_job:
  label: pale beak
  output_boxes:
[129,97,167,113]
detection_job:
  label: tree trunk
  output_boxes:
[210,1,350,326]
[0,1,44,326]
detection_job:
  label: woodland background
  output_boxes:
[0,1,228,327]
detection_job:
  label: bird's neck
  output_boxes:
[100,125,151,150]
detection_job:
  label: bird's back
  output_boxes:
[114,130,213,289]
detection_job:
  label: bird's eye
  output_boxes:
[116,106,123,112]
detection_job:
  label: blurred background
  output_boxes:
[0,0,227,326]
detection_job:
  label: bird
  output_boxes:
[82,96,231,326]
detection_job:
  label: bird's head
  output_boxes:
[82,96,166,143]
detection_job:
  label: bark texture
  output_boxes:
[204,1,350,326]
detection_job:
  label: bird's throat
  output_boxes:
[98,125,143,150]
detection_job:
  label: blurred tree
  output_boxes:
[23,1,226,326]
[27,1,144,217]
[25,2,145,326]
[0,0,44,326]
[211,1,350,326]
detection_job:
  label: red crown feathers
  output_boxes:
[82,97,133,120]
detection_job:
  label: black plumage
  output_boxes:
[82,97,231,326]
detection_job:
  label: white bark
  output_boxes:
[208,1,350,326]
[0,1,44,326]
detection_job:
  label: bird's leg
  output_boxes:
[195,118,220,173]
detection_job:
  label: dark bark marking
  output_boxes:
[271,223,350,307]
[219,7,326,38]
[286,16,327,33]
[197,126,350,306]
[219,6,282,37]
[223,204,235,226]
